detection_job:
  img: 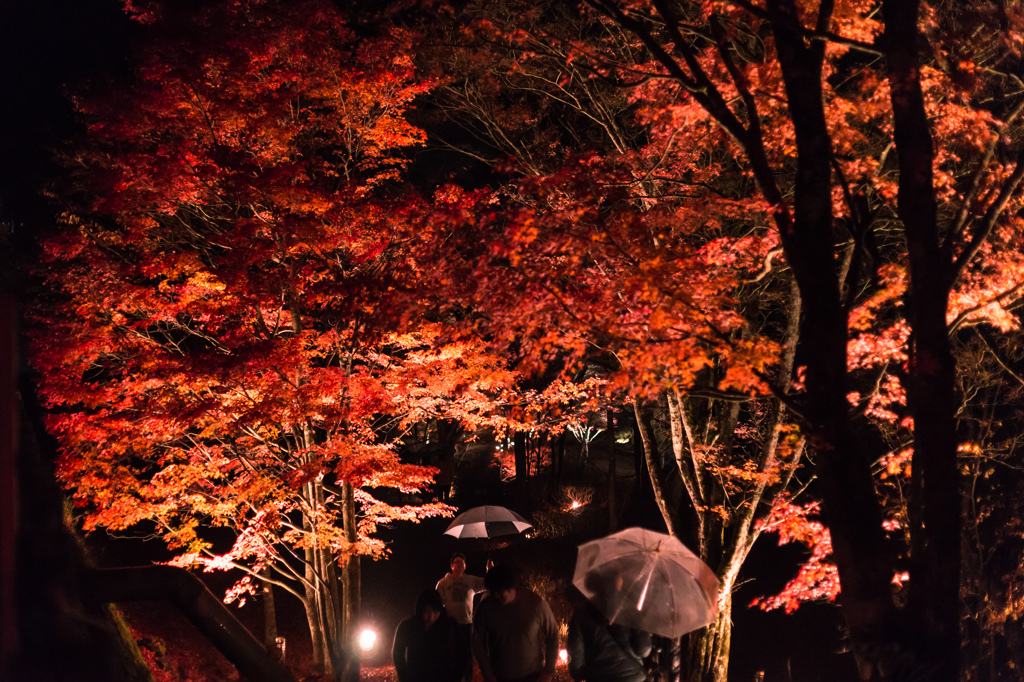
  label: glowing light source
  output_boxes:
[558,649,568,665]
[569,500,582,510]
[358,629,377,652]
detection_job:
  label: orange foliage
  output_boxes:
[32,0,515,620]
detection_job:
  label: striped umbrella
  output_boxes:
[443,505,533,539]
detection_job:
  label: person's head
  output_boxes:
[450,552,467,577]
[484,563,519,606]
[415,589,445,628]
[583,567,624,611]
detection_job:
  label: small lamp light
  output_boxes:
[358,628,377,652]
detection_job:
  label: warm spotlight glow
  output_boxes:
[558,649,568,665]
[569,500,581,509]
[358,629,377,652]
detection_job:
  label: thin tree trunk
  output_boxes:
[607,410,617,532]
[319,548,344,675]
[296,415,333,675]
[301,480,327,674]
[514,431,528,492]
[302,545,328,673]
[631,412,649,493]
[666,391,704,553]
[322,548,343,679]
[301,479,344,678]
[261,568,278,653]
[341,482,360,682]
[555,431,566,484]
[633,399,679,536]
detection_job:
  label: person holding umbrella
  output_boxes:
[472,563,559,682]
[570,528,718,682]
[567,568,652,682]
[572,528,719,640]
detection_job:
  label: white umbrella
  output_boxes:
[573,527,719,638]
[443,505,533,539]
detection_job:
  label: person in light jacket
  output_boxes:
[436,553,487,682]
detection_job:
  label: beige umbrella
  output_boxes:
[573,527,719,638]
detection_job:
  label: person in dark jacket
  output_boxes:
[393,589,465,682]
[472,563,559,682]
[643,635,681,682]
[567,571,652,682]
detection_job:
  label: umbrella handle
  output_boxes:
[635,539,663,612]
[636,561,655,612]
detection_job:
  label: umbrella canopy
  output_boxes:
[443,505,533,539]
[573,527,719,639]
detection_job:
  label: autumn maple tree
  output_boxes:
[418,5,810,680]
[417,0,1024,680]
[30,1,515,678]
[27,0,1024,679]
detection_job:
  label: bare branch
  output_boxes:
[950,146,1024,287]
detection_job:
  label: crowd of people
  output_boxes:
[392,554,665,682]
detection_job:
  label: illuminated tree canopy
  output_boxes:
[28,0,1024,680]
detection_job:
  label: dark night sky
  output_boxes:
[0,0,131,235]
[0,0,483,265]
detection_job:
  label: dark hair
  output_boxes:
[484,563,518,592]
[582,569,605,596]
[582,567,621,610]
[415,589,445,617]
[450,552,467,565]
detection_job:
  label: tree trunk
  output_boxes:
[261,568,278,653]
[299,478,348,679]
[324,550,344,678]
[555,431,566,484]
[341,482,361,682]
[607,410,617,532]
[665,391,704,554]
[631,412,650,494]
[514,431,528,491]
[766,3,900,676]
[435,420,461,501]
[300,560,345,678]
[302,530,329,673]
[683,590,732,682]
[586,1,920,676]
[633,399,679,536]
[883,1,960,677]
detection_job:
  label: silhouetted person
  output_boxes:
[393,589,464,682]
